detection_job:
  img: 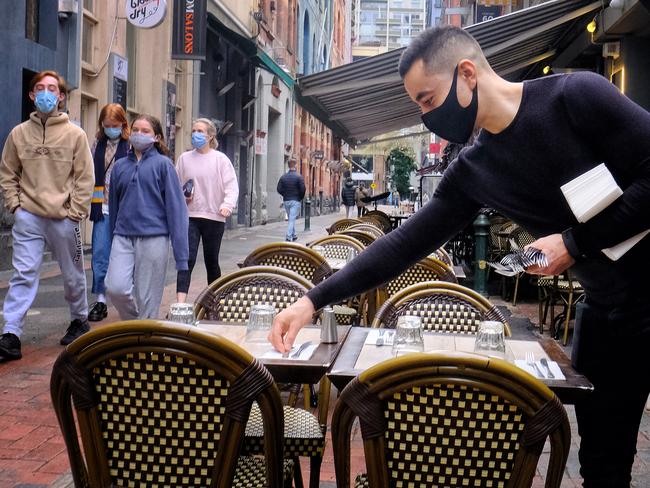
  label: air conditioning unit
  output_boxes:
[58,0,78,14]
[603,42,620,59]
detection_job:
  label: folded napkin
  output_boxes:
[260,342,318,361]
[364,329,395,346]
[514,359,565,380]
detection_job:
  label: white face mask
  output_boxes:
[129,133,156,152]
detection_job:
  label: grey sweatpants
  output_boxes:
[105,235,169,320]
[2,209,88,337]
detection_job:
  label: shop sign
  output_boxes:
[172,0,207,60]
[125,0,168,29]
[255,130,267,156]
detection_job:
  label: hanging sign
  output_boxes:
[255,130,267,156]
[172,0,207,60]
[125,0,168,29]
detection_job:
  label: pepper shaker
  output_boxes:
[320,306,338,344]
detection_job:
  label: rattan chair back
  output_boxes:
[327,218,362,234]
[509,226,536,251]
[430,247,453,267]
[360,213,392,234]
[194,266,313,322]
[50,320,286,488]
[372,281,511,335]
[338,229,376,247]
[241,242,333,284]
[308,234,365,260]
[332,353,571,488]
[347,223,385,239]
[384,256,457,298]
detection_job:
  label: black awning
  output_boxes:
[296,0,602,144]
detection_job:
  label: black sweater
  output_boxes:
[277,169,306,202]
[308,72,650,308]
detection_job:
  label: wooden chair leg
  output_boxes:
[309,456,323,488]
[512,273,520,306]
[562,291,574,346]
[302,384,311,411]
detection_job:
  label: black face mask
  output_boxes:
[420,65,478,143]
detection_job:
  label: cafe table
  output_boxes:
[327,327,593,405]
[195,322,351,385]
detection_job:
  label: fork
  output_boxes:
[526,351,546,378]
[375,330,387,346]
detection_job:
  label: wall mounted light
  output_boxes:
[587,19,597,33]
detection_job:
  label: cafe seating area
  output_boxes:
[49,208,594,487]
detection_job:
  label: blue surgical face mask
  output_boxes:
[129,133,156,152]
[191,132,208,149]
[104,127,122,140]
[34,90,59,114]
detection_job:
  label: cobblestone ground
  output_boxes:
[0,207,647,487]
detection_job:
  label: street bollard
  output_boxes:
[473,212,490,297]
[304,198,311,231]
[319,190,323,215]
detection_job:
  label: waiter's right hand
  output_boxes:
[269,296,315,353]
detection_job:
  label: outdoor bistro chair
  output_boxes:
[50,320,291,488]
[509,226,537,306]
[537,272,585,345]
[241,242,333,285]
[360,212,393,234]
[327,218,362,234]
[347,223,385,240]
[332,353,571,488]
[193,266,330,488]
[338,228,376,247]
[430,246,454,267]
[307,234,365,260]
[372,281,511,336]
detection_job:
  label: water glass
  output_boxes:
[346,248,357,263]
[168,303,196,325]
[474,321,506,359]
[246,303,276,343]
[392,315,424,356]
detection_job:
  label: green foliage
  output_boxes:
[387,146,417,197]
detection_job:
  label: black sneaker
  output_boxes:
[292,235,298,241]
[88,302,108,322]
[60,319,90,346]
[0,333,22,360]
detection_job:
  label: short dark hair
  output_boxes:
[398,25,485,78]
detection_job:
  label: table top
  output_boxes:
[196,322,351,384]
[452,265,467,279]
[327,327,593,405]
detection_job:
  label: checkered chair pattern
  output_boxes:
[242,242,333,284]
[50,321,290,488]
[372,281,511,336]
[332,353,571,488]
[327,218,362,234]
[308,234,365,260]
[338,229,376,247]
[347,223,385,239]
[537,273,585,345]
[384,257,457,298]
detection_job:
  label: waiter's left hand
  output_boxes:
[526,233,575,275]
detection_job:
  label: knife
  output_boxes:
[540,358,555,379]
[290,341,313,359]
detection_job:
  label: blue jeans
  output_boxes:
[284,200,301,240]
[91,216,111,295]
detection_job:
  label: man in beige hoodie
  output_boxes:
[0,70,94,360]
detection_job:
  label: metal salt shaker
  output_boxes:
[320,306,338,344]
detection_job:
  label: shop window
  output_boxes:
[25,0,39,42]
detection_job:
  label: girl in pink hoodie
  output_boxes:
[175,118,239,302]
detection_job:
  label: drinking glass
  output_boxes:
[392,315,424,356]
[246,304,276,343]
[474,321,506,359]
[346,248,357,263]
[168,303,196,325]
[312,245,326,257]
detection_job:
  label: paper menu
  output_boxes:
[560,163,648,260]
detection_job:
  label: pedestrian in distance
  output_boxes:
[341,170,357,219]
[105,114,188,320]
[0,70,94,360]
[175,118,238,303]
[277,157,305,242]
[270,25,650,487]
[355,182,369,218]
[87,103,130,322]
[393,189,400,208]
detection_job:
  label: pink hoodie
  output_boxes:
[176,149,239,222]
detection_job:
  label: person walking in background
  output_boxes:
[341,170,357,218]
[277,157,305,242]
[105,114,188,320]
[175,118,238,303]
[87,103,130,322]
[355,182,369,217]
[0,70,94,360]
[393,190,400,208]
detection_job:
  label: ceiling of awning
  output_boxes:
[296,0,603,144]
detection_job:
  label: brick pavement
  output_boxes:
[0,207,648,487]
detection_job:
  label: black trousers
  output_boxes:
[572,298,650,487]
[176,218,225,294]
